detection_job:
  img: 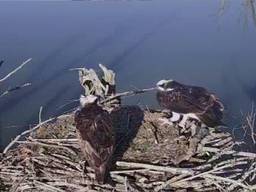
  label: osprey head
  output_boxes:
[80,95,98,107]
[156,79,175,91]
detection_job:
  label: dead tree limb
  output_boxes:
[0,58,32,83]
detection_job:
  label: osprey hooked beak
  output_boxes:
[156,79,174,91]
[80,95,98,107]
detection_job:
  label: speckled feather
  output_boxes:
[74,104,114,184]
[157,81,224,127]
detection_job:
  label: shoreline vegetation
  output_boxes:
[0,64,256,191]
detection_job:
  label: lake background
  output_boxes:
[0,0,256,150]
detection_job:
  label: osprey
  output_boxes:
[74,95,115,184]
[156,79,224,127]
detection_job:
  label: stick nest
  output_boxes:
[1,64,256,192]
[1,109,256,192]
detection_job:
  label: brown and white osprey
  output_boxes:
[74,95,115,184]
[156,80,224,127]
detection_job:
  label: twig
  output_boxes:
[33,180,66,192]
[101,87,156,104]
[111,169,149,174]
[202,146,256,158]
[69,68,85,71]
[3,114,70,154]
[2,117,55,154]
[31,138,78,143]
[155,161,250,192]
[57,99,79,110]
[9,175,27,192]
[16,140,76,155]
[0,58,32,83]
[204,174,250,190]
[47,181,91,191]
[124,176,128,192]
[246,103,256,144]
[116,161,194,175]
[39,106,43,124]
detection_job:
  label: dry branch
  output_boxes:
[0,58,32,83]
[100,87,156,104]
[0,83,31,98]
[116,161,194,175]
[245,103,256,144]
[2,113,70,154]
[202,146,256,158]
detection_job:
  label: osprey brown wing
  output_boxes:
[75,105,114,184]
[156,81,224,127]
[157,85,210,114]
[196,93,224,127]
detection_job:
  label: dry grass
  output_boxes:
[242,103,256,145]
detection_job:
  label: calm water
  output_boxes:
[0,0,256,149]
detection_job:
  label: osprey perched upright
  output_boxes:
[74,95,115,184]
[156,80,224,127]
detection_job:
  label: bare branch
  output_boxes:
[0,83,31,98]
[38,106,43,124]
[100,87,156,104]
[116,161,194,175]
[2,113,70,154]
[202,146,256,158]
[0,58,32,83]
